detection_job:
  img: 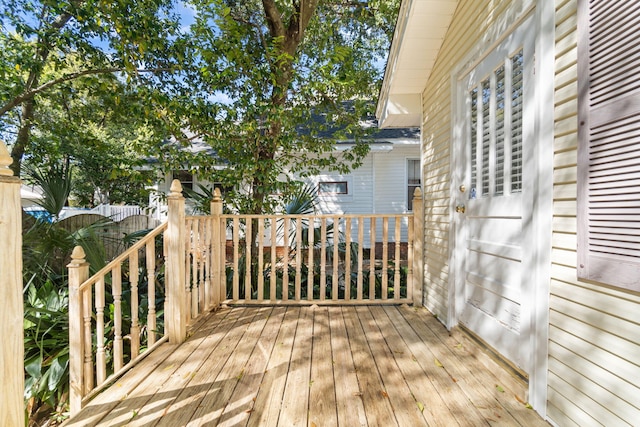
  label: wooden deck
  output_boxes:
[65,305,548,426]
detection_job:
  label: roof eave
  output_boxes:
[376,0,459,129]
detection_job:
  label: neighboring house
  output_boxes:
[376,0,640,425]
[150,125,421,227]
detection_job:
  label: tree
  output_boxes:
[25,70,161,206]
[151,0,399,214]
[0,0,182,175]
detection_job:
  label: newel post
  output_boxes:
[412,188,424,306]
[68,246,89,415]
[166,179,187,344]
[0,142,24,426]
[210,188,223,308]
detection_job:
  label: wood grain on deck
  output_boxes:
[66,305,548,427]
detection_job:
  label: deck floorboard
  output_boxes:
[66,305,548,427]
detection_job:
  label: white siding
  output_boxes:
[418,0,526,321]
[309,145,420,244]
[311,155,374,215]
[547,0,640,425]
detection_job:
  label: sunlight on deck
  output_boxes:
[65,305,548,426]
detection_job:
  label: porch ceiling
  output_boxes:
[376,0,459,128]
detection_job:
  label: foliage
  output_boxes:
[23,278,70,426]
[0,0,182,175]
[149,0,400,215]
[24,162,72,220]
[24,73,160,207]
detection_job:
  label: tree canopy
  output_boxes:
[144,0,400,213]
[1,0,400,212]
[0,0,182,175]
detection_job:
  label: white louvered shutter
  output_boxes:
[577,0,640,290]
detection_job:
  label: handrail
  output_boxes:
[78,223,167,292]
[68,222,169,414]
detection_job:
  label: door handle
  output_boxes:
[455,204,466,214]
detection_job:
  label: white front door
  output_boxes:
[453,20,534,372]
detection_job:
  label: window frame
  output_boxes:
[318,181,349,195]
[172,170,194,191]
[407,158,421,211]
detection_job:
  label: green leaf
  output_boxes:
[47,356,68,391]
[417,402,425,412]
[25,355,42,379]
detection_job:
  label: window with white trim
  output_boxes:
[172,170,194,191]
[407,159,420,211]
[577,0,640,291]
[318,181,348,195]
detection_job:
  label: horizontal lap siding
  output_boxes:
[420,0,515,321]
[549,0,640,425]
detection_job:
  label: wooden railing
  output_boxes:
[186,214,416,305]
[183,186,424,306]
[67,222,168,414]
[67,179,424,415]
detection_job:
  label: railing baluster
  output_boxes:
[198,218,206,312]
[369,217,376,300]
[382,217,389,300]
[407,216,414,302]
[113,265,123,371]
[257,218,264,301]
[357,218,364,300]
[191,219,198,318]
[332,216,339,301]
[146,239,157,346]
[394,217,402,300]
[245,218,253,301]
[222,218,228,301]
[345,217,352,301]
[283,217,289,301]
[232,217,240,301]
[270,216,277,301]
[320,217,327,301]
[307,216,314,301]
[204,218,212,310]
[295,218,302,301]
[130,251,140,359]
[95,275,106,385]
[185,218,193,321]
[82,285,93,394]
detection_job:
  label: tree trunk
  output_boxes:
[10,98,36,177]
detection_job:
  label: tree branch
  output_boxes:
[261,0,285,37]
[0,67,174,117]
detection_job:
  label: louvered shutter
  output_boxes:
[577,0,640,291]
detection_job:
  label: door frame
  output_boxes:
[447,1,553,417]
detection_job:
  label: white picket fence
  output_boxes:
[58,204,143,222]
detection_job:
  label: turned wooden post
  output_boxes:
[0,141,24,427]
[166,179,186,343]
[210,188,223,307]
[412,188,424,306]
[68,246,89,415]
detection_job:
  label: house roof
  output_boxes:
[376,0,459,128]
